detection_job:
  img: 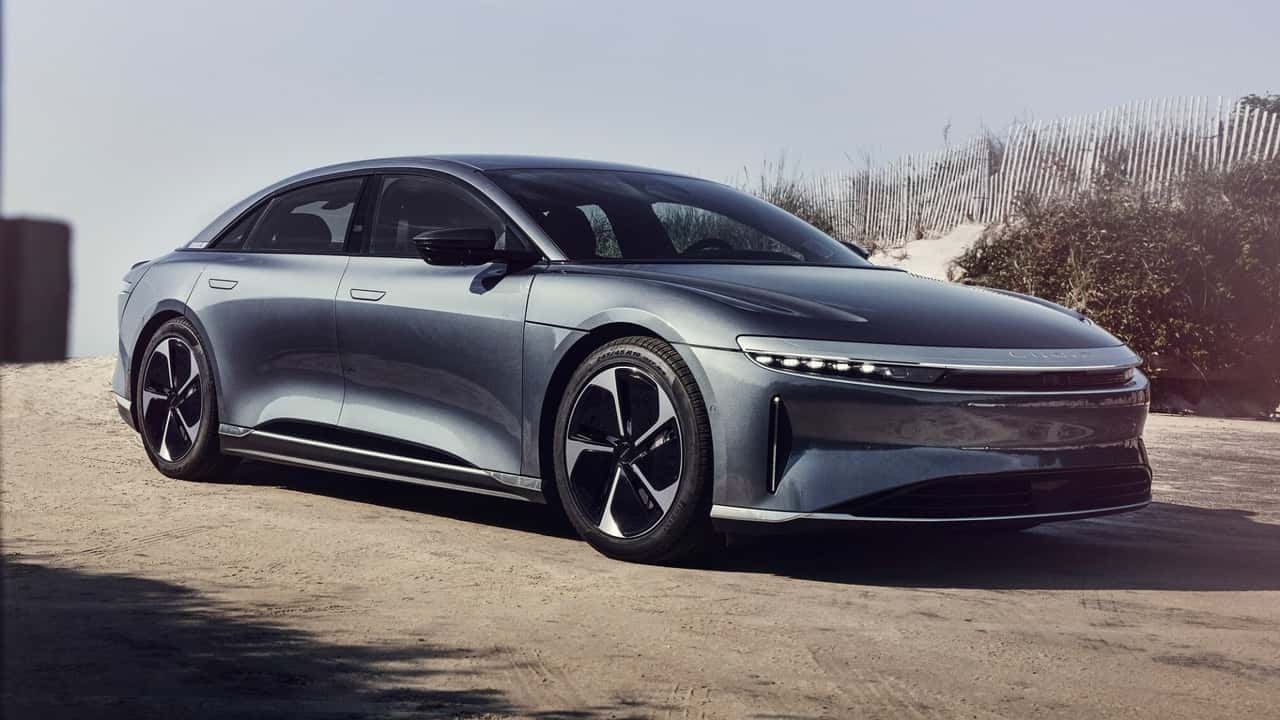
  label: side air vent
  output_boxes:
[766,396,793,493]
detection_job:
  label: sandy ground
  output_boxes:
[3,357,1279,719]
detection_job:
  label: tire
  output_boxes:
[134,317,239,481]
[553,336,715,563]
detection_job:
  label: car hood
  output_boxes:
[570,263,1124,349]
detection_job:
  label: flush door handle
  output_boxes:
[208,278,238,290]
[349,288,386,302]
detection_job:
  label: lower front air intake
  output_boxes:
[835,466,1152,519]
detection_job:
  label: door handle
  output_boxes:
[349,288,386,302]
[208,278,238,290]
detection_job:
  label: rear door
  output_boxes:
[187,177,364,429]
[335,173,536,474]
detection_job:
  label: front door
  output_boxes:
[335,174,536,474]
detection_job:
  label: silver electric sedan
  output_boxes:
[113,155,1151,563]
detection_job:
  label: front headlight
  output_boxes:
[738,337,944,385]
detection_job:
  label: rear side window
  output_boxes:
[367,175,505,258]
[208,207,261,251]
[246,178,363,253]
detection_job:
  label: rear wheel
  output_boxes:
[553,337,715,563]
[135,318,238,481]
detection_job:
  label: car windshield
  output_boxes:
[487,169,869,266]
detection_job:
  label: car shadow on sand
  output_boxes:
[221,459,579,539]
[0,553,659,719]
[709,501,1280,592]
[216,461,1280,593]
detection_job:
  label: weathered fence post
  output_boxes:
[800,95,1280,250]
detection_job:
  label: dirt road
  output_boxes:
[3,358,1279,718]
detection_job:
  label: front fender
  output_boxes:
[525,269,762,349]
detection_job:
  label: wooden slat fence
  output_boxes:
[803,96,1280,249]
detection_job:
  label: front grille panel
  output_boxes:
[937,368,1133,391]
[840,467,1151,519]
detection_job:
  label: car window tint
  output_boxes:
[369,176,503,258]
[245,178,362,253]
[576,204,619,258]
[488,169,868,266]
[208,207,261,251]
[652,202,801,260]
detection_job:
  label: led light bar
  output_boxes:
[747,351,945,385]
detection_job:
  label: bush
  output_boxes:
[954,156,1280,415]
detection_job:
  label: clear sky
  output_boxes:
[5,0,1278,356]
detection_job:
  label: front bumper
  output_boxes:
[710,498,1149,534]
[681,344,1151,527]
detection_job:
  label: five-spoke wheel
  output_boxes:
[554,336,713,563]
[141,336,203,462]
[134,318,237,480]
[565,364,683,538]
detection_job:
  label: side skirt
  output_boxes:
[219,426,545,503]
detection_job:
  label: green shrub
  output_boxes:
[954,156,1280,408]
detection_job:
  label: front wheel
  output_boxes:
[553,337,715,563]
[135,317,238,481]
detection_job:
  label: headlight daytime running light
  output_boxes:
[738,336,1141,391]
[745,350,944,385]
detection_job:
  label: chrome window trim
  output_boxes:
[183,157,567,261]
[709,500,1150,524]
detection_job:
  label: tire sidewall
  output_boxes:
[553,339,711,562]
[135,319,219,478]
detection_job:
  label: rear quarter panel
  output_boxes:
[113,252,209,401]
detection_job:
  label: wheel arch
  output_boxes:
[129,304,224,427]
[535,321,715,511]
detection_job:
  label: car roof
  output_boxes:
[184,155,697,251]
[423,154,685,176]
[263,155,694,190]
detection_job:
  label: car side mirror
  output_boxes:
[849,242,870,259]
[413,227,540,267]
